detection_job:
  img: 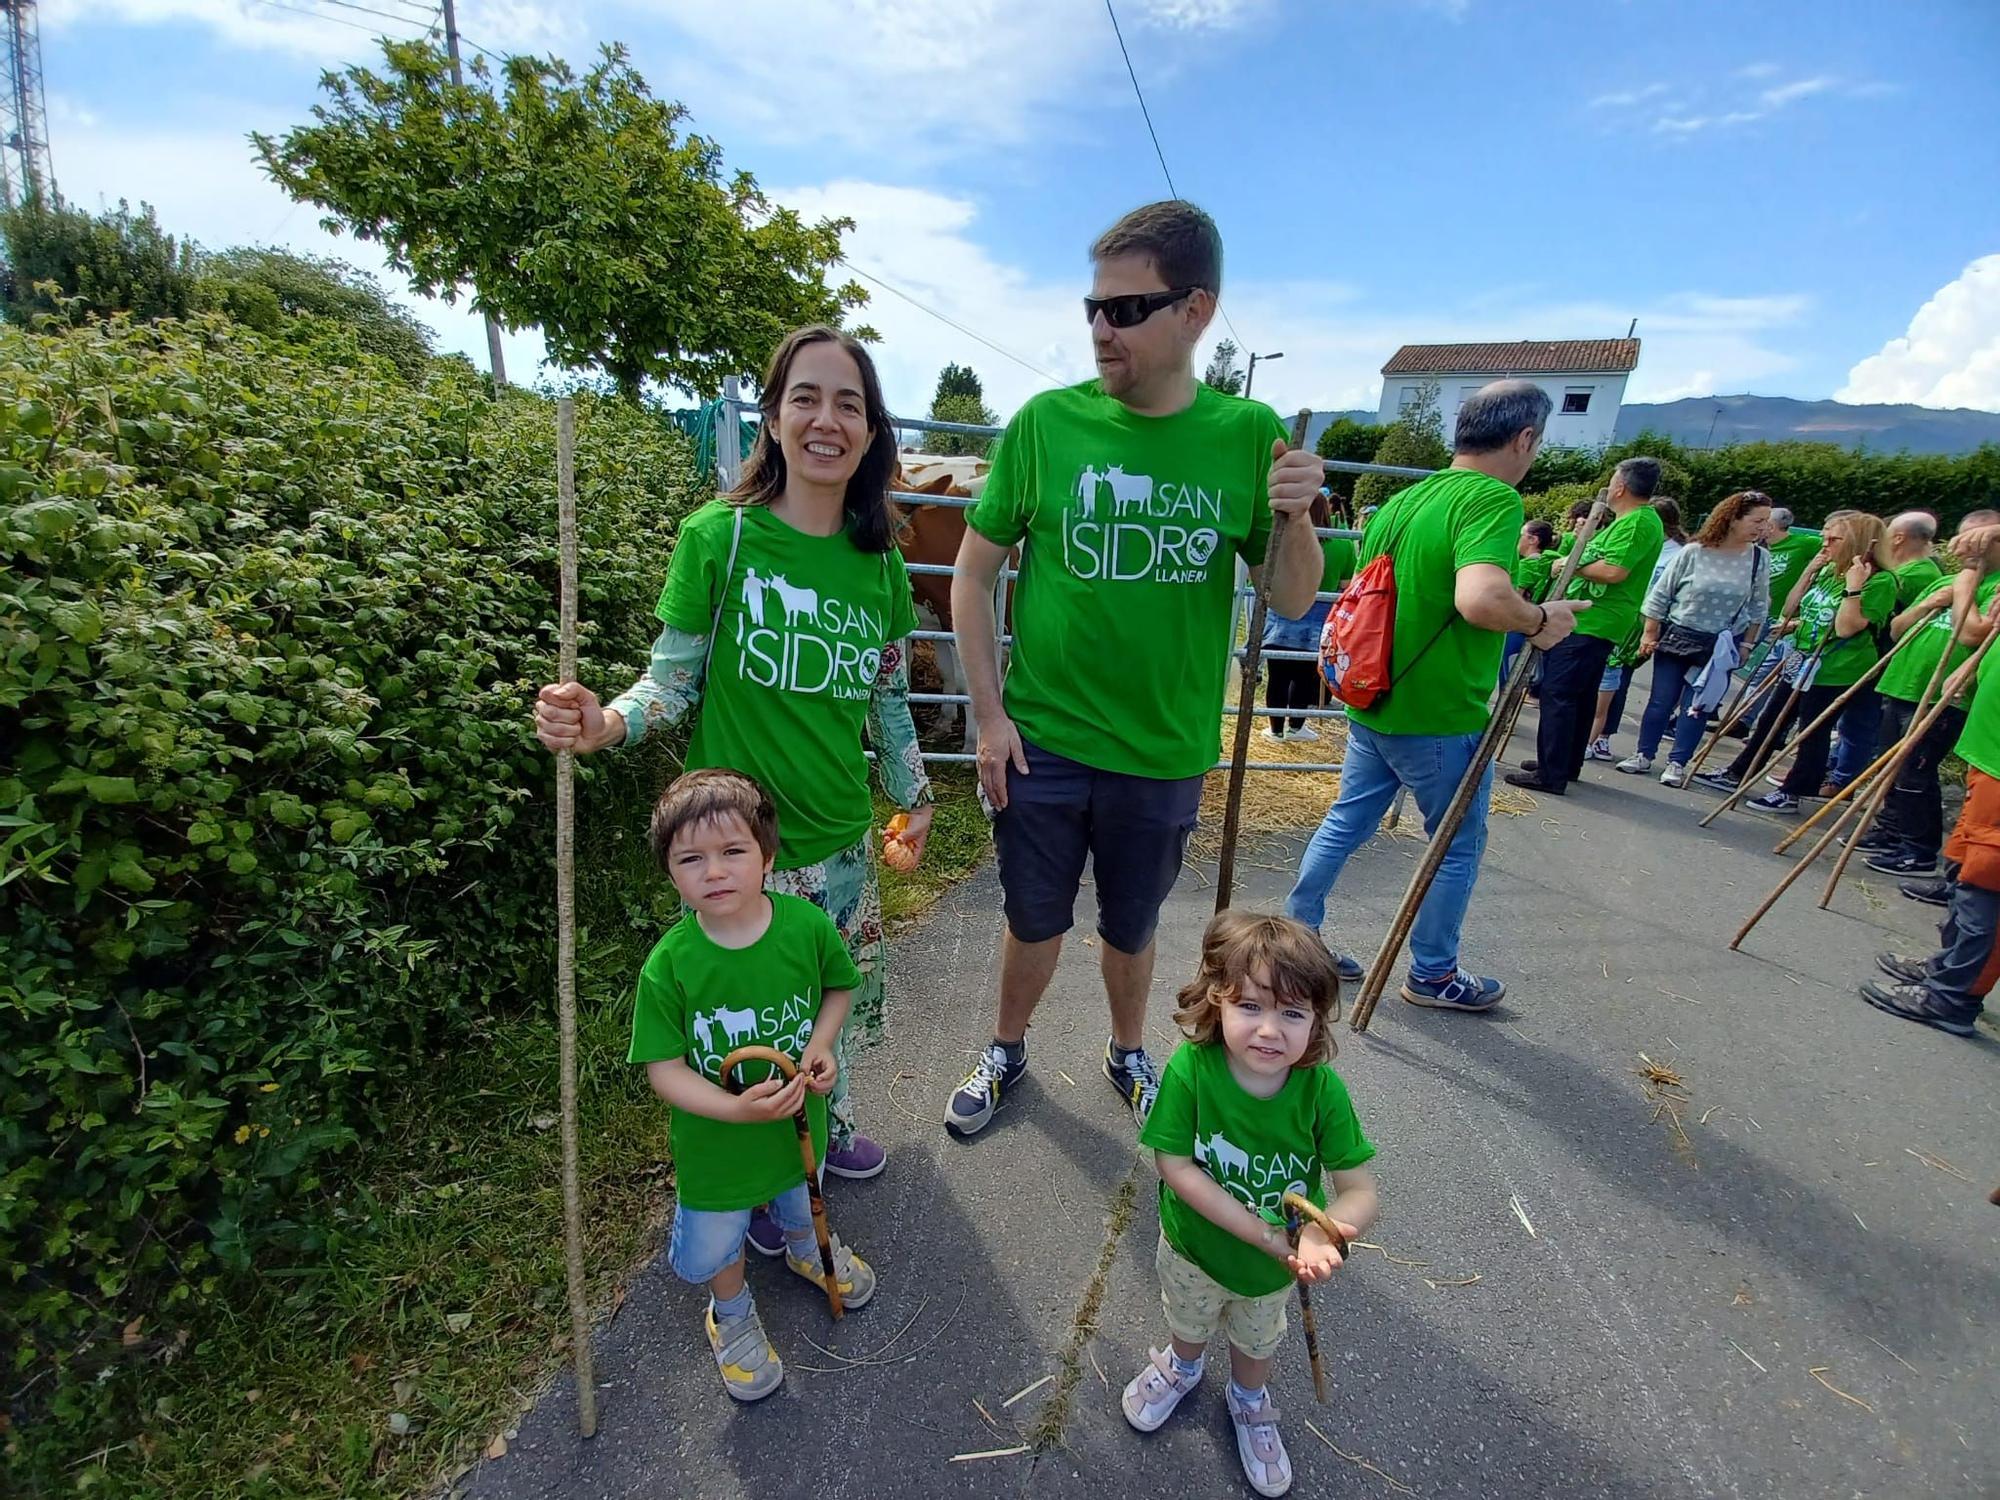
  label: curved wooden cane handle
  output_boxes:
[1280,1192,1352,1256]
[718,1045,799,1090]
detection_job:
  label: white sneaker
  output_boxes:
[1262,726,1285,742]
[1121,1347,1202,1432]
[1660,762,1688,788]
[1614,754,1653,775]
[1289,722,1318,742]
[1227,1384,1294,1496]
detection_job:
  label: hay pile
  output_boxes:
[1189,700,1540,863]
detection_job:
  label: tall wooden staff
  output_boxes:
[1348,499,1609,1032]
[554,399,598,1437]
[1215,410,1314,911]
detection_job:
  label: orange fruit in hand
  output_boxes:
[882,813,919,872]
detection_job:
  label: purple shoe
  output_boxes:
[744,1206,786,1258]
[823,1133,888,1181]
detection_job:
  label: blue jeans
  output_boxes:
[1286,720,1492,980]
[668,1180,815,1284]
[1829,688,1882,787]
[1636,651,1713,765]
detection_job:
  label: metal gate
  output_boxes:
[715,380,1436,773]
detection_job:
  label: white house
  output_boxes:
[1377,339,1641,451]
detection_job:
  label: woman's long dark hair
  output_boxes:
[726,325,900,554]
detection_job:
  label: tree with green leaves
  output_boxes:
[1354,379,1448,510]
[254,41,872,402]
[933,362,983,404]
[922,393,997,457]
[1315,416,1383,502]
[196,248,435,379]
[0,198,199,326]
[1203,338,1245,396]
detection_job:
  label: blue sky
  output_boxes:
[40,0,2000,422]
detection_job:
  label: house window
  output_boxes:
[1397,385,1422,413]
[1562,387,1593,415]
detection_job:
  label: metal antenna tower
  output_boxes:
[0,1,52,204]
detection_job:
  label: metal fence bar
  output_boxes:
[710,394,1445,773]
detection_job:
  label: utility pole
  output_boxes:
[1245,349,1283,401]
[441,0,508,387]
[0,1,53,205]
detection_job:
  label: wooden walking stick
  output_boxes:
[1730,632,1997,950]
[720,1046,844,1319]
[1215,410,1313,912]
[1279,1192,1352,1404]
[1818,623,1972,908]
[552,399,598,1437]
[1771,736,1903,855]
[1347,500,1610,1033]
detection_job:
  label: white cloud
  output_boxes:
[1590,67,1887,138]
[1838,256,2000,411]
[1589,82,1669,109]
[53,114,548,383]
[45,0,569,62]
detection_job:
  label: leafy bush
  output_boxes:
[194,248,435,380]
[0,199,199,327]
[1525,480,1602,526]
[1521,427,2000,532]
[1520,443,1602,494]
[1315,417,1383,502]
[1,313,702,1387]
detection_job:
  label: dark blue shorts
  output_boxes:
[992,739,1204,952]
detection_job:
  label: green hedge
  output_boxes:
[1524,431,2000,531]
[1,314,703,1384]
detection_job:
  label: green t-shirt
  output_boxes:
[1893,555,1944,609]
[1564,505,1666,644]
[1320,535,1358,594]
[966,380,1281,779]
[1764,530,1823,607]
[626,893,862,1212]
[658,502,919,868]
[1554,530,1577,556]
[1139,1041,1375,1298]
[1512,551,1555,603]
[1344,469,1524,738]
[1793,570,1896,689]
[1953,645,2000,779]
[1880,574,1999,704]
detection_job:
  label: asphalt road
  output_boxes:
[463,724,2000,1500]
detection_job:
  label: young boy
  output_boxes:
[630,767,875,1402]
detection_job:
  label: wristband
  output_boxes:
[1843,589,1862,598]
[1534,604,1549,636]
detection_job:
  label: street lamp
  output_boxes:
[1244,349,1284,399]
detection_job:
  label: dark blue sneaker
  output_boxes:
[1104,1040,1163,1124]
[1329,949,1366,984]
[1858,979,1976,1037]
[1400,970,1506,1012]
[945,1041,1027,1138]
[744,1206,786,1258]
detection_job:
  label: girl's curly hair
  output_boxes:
[1171,910,1341,1065]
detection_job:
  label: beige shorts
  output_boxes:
[1156,1233,1291,1360]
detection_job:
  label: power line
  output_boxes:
[247,0,433,40]
[1103,0,1176,199]
[311,0,441,25]
[838,259,1063,388]
[1100,0,1252,362]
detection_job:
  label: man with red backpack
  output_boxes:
[1285,381,1587,1012]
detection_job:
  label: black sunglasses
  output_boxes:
[1083,287,1196,329]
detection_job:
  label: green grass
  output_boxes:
[13,772,991,1499]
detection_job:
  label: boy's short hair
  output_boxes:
[649,768,779,869]
[1090,200,1224,295]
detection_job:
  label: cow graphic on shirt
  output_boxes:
[1063,462,1226,586]
[1194,1123,1322,1216]
[687,994,816,1079]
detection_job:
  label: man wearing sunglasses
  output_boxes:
[942,199,1324,1138]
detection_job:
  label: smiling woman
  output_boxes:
[533,323,935,1203]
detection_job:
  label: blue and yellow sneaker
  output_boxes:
[1104,1039,1163,1124]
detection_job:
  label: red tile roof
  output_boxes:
[1381,340,1641,376]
